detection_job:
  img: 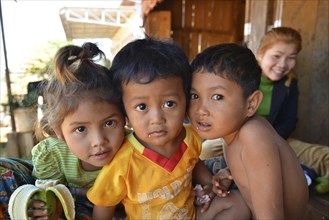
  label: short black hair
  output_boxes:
[111,37,191,113]
[191,43,261,98]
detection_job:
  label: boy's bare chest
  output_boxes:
[224,144,250,193]
[225,152,253,208]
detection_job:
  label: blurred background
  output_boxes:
[0,0,328,157]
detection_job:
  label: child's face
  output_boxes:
[122,76,186,150]
[188,71,249,142]
[259,42,298,81]
[60,100,125,171]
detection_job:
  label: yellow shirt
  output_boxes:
[87,125,202,219]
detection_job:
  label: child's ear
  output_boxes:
[246,90,263,117]
[125,117,132,129]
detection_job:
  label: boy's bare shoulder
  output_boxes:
[238,116,284,148]
[241,116,277,135]
[234,116,289,169]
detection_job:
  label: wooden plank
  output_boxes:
[172,30,191,60]
[193,0,205,29]
[188,31,200,61]
[169,0,183,30]
[172,30,200,61]
[17,131,35,158]
[184,0,196,29]
[144,11,171,39]
[162,0,245,62]
[213,0,232,32]
[247,0,269,53]
[153,0,183,30]
[203,0,215,31]
[200,32,235,52]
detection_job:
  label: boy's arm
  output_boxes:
[193,160,213,186]
[212,167,233,197]
[193,160,215,213]
[93,205,115,219]
[241,121,284,219]
[194,160,232,196]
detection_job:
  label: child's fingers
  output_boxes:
[213,187,224,196]
[28,199,46,209]
[212,184,232,197]
[201,201,211,213]
[27,208,48,218]
[212,178,220,187]
[218,190,230,197]
[27,199,48,219]
[201,184,213,195]
[201,191,216,212]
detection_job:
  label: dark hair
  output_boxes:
[110,37,191,114]
[190,43,261,98]
[36,42,119,140]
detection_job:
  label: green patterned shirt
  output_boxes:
[32,137,99,188]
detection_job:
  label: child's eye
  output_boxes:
[190,93,198,100]
[271,54,280,60]
[211,94,223,101]
[105,120,116,127]
[164,101,175,108]
[75,126,86,133]
[288,56,296,60]
[136,103,147,111]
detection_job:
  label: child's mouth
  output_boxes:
[148,130,167,138]
[196,121,211,131]
[94,151,108,160]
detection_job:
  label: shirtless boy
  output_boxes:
[188,43,309,219]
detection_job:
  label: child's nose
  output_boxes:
[278,58,287,68]
[150,108,165,124]
[92,131,109,147]
[196,101,210,116]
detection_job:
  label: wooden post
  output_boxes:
[0,1,16,132]
[6,132,21,157]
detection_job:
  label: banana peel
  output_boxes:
[8,179,75,220]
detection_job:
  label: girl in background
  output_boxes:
[256,26,328,191]
[256,26,301,139]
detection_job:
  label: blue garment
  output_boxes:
[267,76,299,139]
[0,158,34,219]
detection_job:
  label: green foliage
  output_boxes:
[23,40,72,77]
[9,40,72,109]
[10,90,39,108]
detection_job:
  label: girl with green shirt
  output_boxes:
[8,42,126,219]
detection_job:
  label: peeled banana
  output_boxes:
[8,179,75,220]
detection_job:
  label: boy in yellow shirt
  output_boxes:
[87,38,250,219]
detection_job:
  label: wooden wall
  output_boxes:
[281,0,328,145]
[148,0,245,61]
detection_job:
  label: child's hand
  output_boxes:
[212,167,233,197]
[194,184,216,213]
[27,197,64,220]
[27,199,48,219]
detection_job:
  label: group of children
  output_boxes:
[1,27,309,220]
